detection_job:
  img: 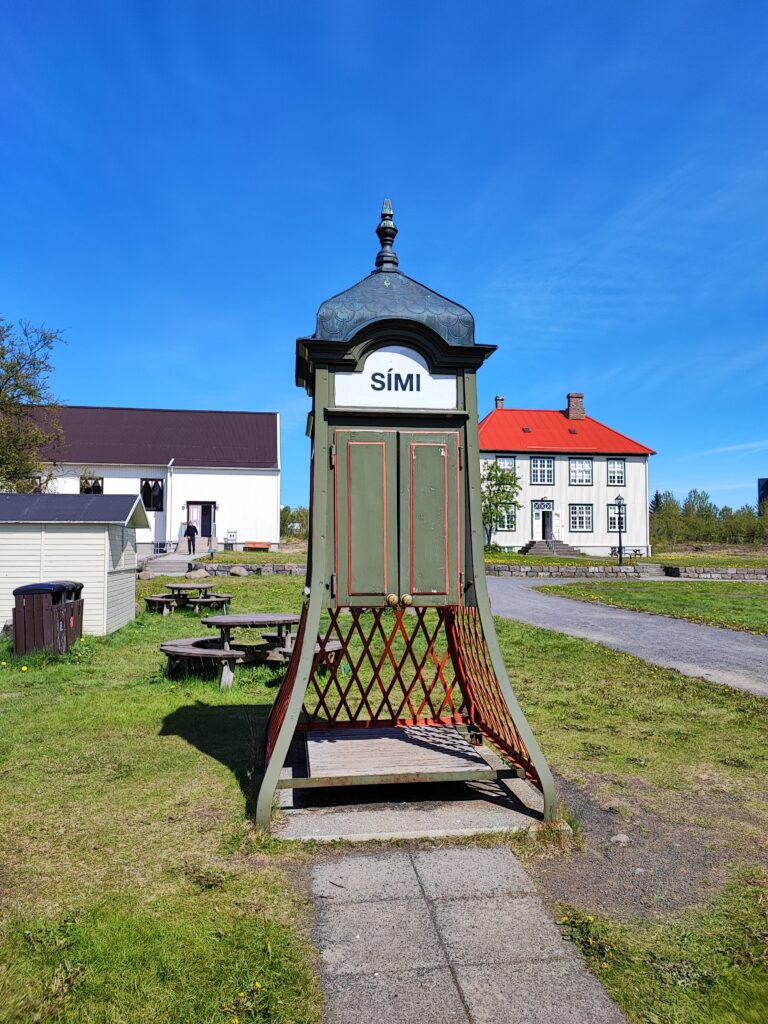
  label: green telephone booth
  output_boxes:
[255,201,555,826]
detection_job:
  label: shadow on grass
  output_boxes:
[159,701,270,816]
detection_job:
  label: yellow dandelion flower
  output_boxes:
[588,937,593,945]
[1,661,6,667]
[253,981,262,989]
[238,992,245,997]
[586,915,594,923]
[561,916,569,923]
[21,665,28,672]
[601,962,609,969]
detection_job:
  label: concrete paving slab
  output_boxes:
[315,899,447,976]
[278,778,542,841]
[322,969,467,1024]
[432,894,576,965]
[309,846,626,1023]
[312,852,421,903]
[413,846,535,899]
[456,961,627,1024]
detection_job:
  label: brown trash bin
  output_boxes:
[12,581,84,656]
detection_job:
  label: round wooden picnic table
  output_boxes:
[201,612,300,651]
[167,582,217,593]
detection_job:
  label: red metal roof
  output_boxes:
[40,406,279,469]
[479,408,655,455]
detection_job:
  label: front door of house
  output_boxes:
[531,500,555,541]
[334,428,461,608]
[187,502,215,538]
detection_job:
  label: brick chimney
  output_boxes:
[495,395,504,409]
[565,392,585,420]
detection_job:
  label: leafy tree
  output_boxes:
[481,460,521,546]
[280,504,309,539]
[0,319,63,492]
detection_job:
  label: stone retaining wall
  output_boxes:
[189,561,306,577]
[485,564,644,578]
[664,566,768,580]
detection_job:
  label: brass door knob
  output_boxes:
[386,593,399,608]
[400,594,413,607]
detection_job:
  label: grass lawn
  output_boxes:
[1,573,766,1022]
[538,580,768,634]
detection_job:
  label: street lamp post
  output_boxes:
[615,494,625,566]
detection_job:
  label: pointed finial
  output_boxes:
[375,198,399,271]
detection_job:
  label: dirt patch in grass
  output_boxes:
[530,773,729,917]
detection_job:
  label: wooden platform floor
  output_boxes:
[289,725,512,788]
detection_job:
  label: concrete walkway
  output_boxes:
[312,847,625,1024]
[488,577,768,698]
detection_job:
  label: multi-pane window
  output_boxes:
[607,459,625,486]
[496,456,516,471]
[496,506,516,531]
[141,478,164,512]
[569,458,593,485]
[569,504,593,531]
[80,476,103,494]
[530,457,554,485]
[607,504,627,532]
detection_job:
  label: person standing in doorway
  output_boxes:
[184,520,198,555]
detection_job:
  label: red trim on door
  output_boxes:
[347,440,388,597]
[409,442,450,596]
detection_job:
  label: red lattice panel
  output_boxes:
[265,604,309,761]
[303,607,466,729]
[266,604,540,790]
[447,606,539,786]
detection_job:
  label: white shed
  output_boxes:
[0,493,149,636]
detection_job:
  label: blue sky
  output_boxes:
[2,1,766,509]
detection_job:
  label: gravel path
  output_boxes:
[488,577,768,698]
[312,847,625,1024]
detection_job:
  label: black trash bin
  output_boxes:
[12,581,85,656]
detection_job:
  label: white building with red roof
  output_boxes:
[479,393,655,556]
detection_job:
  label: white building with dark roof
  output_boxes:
[480,393,655,556]
[41,406,280,556]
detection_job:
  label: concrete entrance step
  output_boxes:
[636,563,665,577]
[519,540,584,556]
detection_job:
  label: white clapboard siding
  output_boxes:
[40,525,106,634]
[0,526,45,624]
[105,525,138,633]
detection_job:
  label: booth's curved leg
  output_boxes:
[473,599,558,821]
[254,595,324,828]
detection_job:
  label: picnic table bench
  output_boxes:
[160,636,263,688]
[187,594,232,614]
[144,595,179,615]
[159,613,344,688]
[610,547,644,559]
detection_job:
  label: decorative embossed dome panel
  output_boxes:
[316,270,475,346]
[313,200,476,347]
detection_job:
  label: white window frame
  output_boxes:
[496,506,516,531]
[607,459,626,486]
[530,457,554,485]
[607,504,627,533]
[569,504,593,532]
[569,458,593,486]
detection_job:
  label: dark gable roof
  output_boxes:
[42,406,279,470]
[0,493,149,526]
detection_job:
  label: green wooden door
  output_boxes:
[334,430,399,606]
[335,429,461,607]
[398,431,461,607]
